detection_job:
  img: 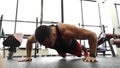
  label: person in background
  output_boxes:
[3,33,23,60]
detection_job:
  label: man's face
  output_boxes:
[41,34,56,48]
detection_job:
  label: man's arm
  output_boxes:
[18,35,36,62]
[26,35,36,58]
[77,28,98,62]
[60,23,98,62]
[76,28,98,62]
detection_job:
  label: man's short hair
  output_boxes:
[35,25,52,43]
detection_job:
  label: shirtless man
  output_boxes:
[19,23,98,62]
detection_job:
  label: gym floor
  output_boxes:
[4,56,120,68]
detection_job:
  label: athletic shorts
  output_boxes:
[59,40,82,58]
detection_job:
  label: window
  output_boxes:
[0,0,17,34]
[64,0,82,25]
[81,1,101,47]
[43,0,61,22]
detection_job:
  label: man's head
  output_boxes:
[35,25,55,48]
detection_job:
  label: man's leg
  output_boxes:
[68,41,82,57]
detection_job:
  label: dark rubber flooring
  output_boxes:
[4,56,120,68]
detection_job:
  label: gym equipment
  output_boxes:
[97,25,116,56]
[34,18,39,58]
[111,28,120,47]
